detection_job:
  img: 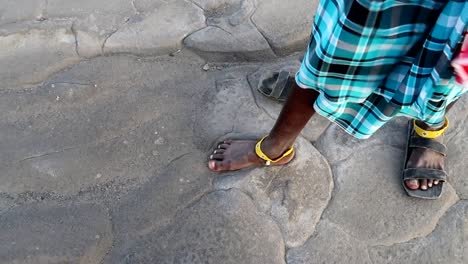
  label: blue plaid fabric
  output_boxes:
[296,0,468,139]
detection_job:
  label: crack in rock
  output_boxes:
[131,0,140,14]
[13,146,78,165]
[367,201,467,263]
[70,22,80,57]
[37,0,49,21]
[107,189,286,263]
[249,11,277,56]
[101,28,119,54]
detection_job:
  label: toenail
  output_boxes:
[210,155,213,159]
[421,186,427,190]
[213,150,217,154]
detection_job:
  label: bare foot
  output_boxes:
[207,139,294,172]
[405,123,445,190]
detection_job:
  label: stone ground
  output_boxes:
[1,0,467,263]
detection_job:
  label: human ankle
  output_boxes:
[260,136,293,158]
[415,120,444,131]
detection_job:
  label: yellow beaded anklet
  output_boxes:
[413,117,449,139]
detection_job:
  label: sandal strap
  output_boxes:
[409,136,447,156]
[403,168,447,181]
[270,70,291,99]
[255,135,294,166]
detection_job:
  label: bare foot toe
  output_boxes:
[427,179,433,188]
[217,143,230,149]
[420,179,428,190]
[405,179,420,190]
[208,160,230,171]
[213,149,225,154]
[210,153,224,160]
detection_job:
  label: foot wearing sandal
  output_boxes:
[208,136,295,172]
[208,82,319,172]
[402,118,449,199]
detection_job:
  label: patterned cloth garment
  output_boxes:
[296,0,468,139]
[453,32,468,87]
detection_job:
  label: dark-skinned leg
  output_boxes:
[405,101,456,190]
[208,82,319,171]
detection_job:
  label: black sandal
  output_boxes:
[257,69,295,102]
[402,120,448,199]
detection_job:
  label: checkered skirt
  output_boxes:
[296,0,468,139]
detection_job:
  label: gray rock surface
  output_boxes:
[47,0,135,58]
[0,21,81,89]
[74,30,103,58]
[214,137,333,247]
[0,202,112,264]
[110,152,212,245]
[317,124,459,245]
[47,0,134,34]
[0,53,208,195]
[314,117,409,164]
[0,195,13,215]
[192,0,242,11]
[369,201,468,264]
[184,23,275,61]
[287,219,372,264]
[104,0,205,56]
[0,0,45,24]
[184,0,276,61]
[446,95,468,199]
[107,189,286,264]
[252,0,319,55]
